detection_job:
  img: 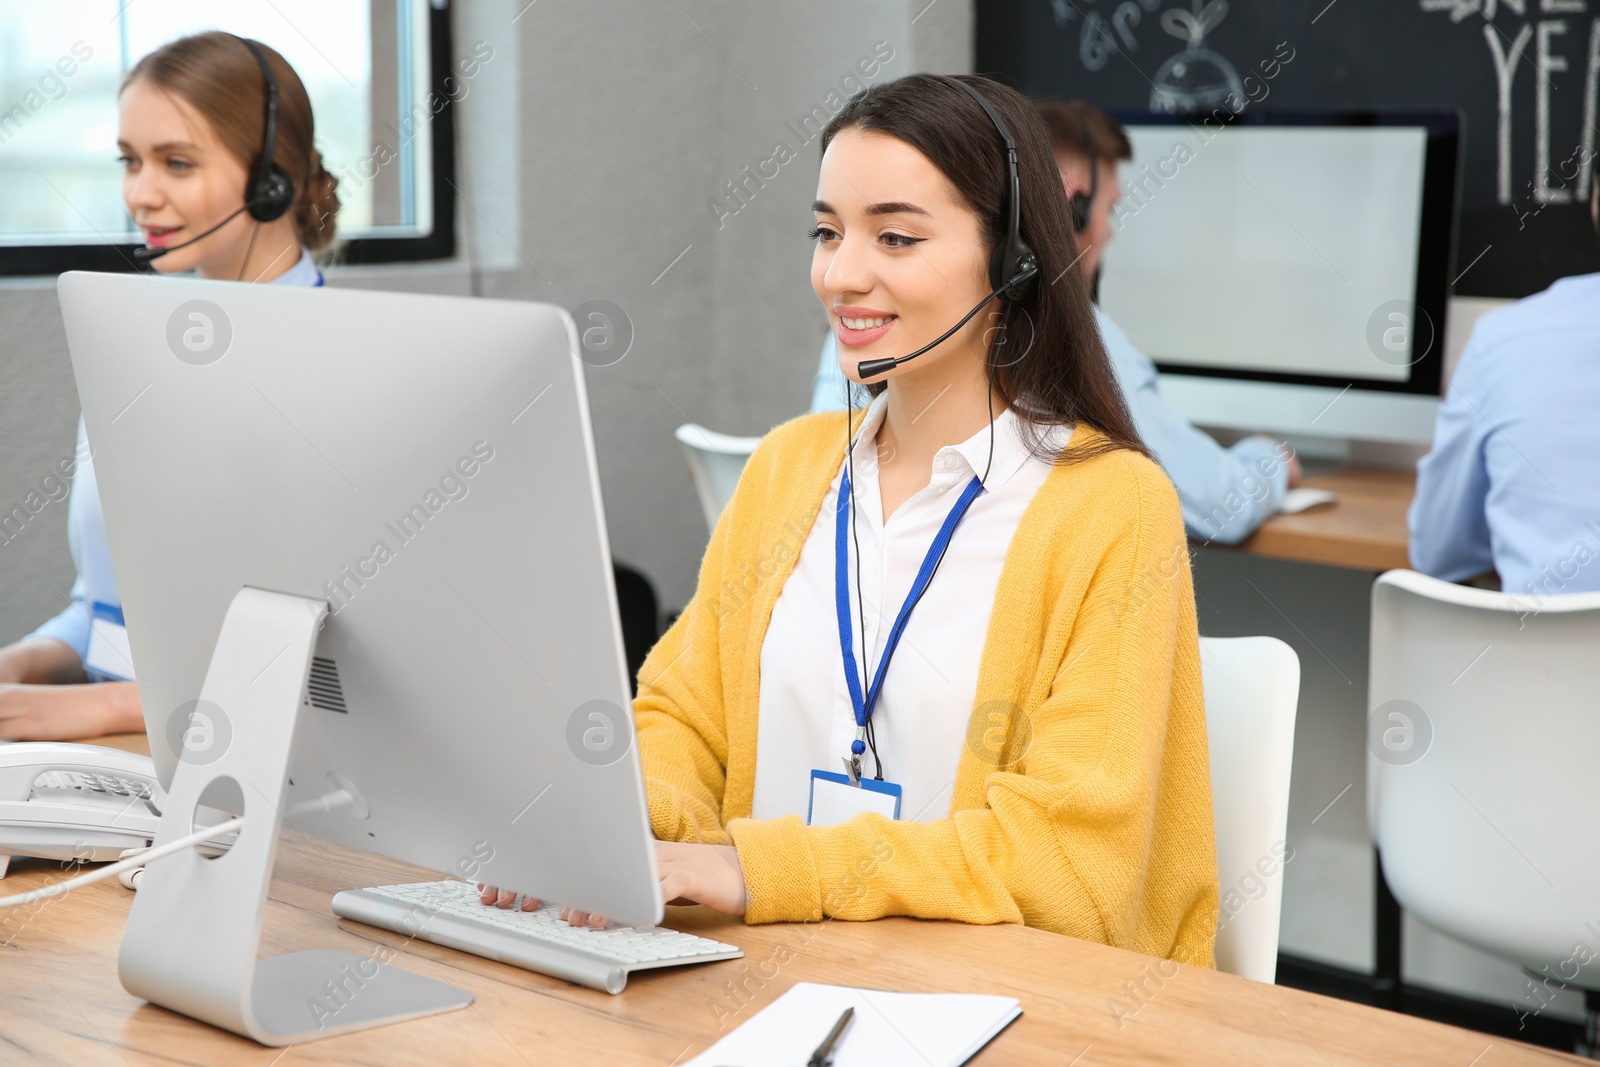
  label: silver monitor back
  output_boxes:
[56,272,662,926]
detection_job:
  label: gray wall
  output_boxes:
[0,0,973,642]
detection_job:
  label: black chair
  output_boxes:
[611,562,660,697]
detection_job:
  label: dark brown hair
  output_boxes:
[820,74,1145,464]
[1034,98,1133,164]
[122,32,339,252]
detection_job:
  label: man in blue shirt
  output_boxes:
[1410,179,1600,600]
[811,99,1298,544]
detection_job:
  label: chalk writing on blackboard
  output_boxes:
[1052,0,1164,71]
[1049,0,1250,111]
[1419,2,1600,205]
[1151,1,1245,111]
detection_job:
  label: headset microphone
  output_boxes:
[855,269,1036,379]
[134,36,295,264]
[133,203,253,261]
[854,78,1039,381]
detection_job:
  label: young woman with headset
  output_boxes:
[0,32,338,739]
[486,73,1219,964]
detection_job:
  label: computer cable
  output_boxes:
[0,787,355,909]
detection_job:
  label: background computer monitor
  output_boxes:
[57,273,662,928]
[1098,110,1460,444]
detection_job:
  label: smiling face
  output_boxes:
[811,128,999,387]
[117,76,265,277]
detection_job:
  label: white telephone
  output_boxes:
[0,742,233,878]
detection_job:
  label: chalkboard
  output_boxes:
[976,0,1600,298]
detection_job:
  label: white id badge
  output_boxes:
[807,770,903,827]
[85,601,135,683]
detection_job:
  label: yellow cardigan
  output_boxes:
[634,411,1219,965]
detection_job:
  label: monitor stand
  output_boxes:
[118,587,472,1045]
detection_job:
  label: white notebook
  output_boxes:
[685,981,1022,1067]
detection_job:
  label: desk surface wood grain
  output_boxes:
[1219,466,1416,572]
[0,749,1572,1067]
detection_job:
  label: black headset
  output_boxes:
[949,78,1039,305]
[1065,104,1099,234]
[133,35,295,262]
[854,78,1040,378]
[238,36,295,222]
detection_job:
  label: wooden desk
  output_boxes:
[1220,466,1416,572]
[0,817,1572,1063]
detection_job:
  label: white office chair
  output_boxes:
[1368,570,1600,1022]
[673,423,763,534]
[1200,635,1301,983]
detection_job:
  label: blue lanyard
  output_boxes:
[313,271,325,287]
[835,468,984,765]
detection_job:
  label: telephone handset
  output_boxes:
[0,742,233,878]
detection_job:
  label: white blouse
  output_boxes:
[752,394,1070,824]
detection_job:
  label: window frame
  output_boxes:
[0,2,456,277]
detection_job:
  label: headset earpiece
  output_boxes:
[238,37,295,223]
[1068,191,1092,233]
[992,238,1039,304]
[248,168,295,222]
[1066,105,1099,235]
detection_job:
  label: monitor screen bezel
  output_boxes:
[1103,108,1461,398]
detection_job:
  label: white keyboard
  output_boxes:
[331,880,743,994]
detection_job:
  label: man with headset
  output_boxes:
[809,99,1299,545]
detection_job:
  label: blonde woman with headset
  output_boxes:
[0,32,339,740]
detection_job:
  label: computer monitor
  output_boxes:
[1098,110,1460,444]
[56,272,660,1041]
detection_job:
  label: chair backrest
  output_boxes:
[1368,569,1600,982]
[673,424,763,534]
[1200,635,1300,983]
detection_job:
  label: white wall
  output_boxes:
[0,0,973,643]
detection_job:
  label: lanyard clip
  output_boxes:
[843,725,867,786]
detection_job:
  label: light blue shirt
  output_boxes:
[26,249,323,667]
[1410,272,1600,596]
[809,305,1290,544]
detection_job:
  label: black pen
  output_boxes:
[807,1006,855,1067]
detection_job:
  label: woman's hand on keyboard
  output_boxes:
[474,884,608,928]
[476,841,748,925]
[476,884,538,912]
